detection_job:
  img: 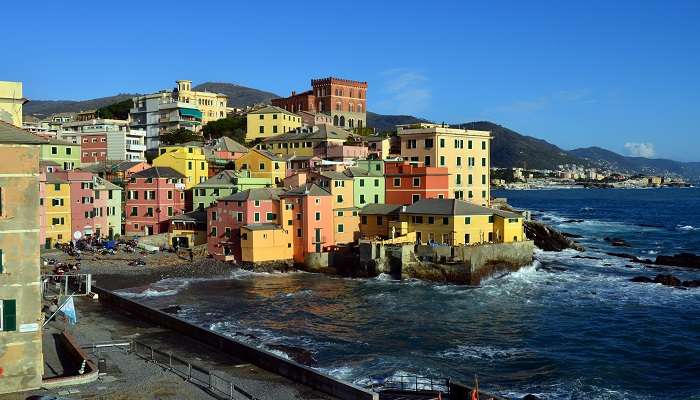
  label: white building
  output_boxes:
[129,92,203,149]
[60,118,147,161]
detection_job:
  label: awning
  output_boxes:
[180,108,203,119]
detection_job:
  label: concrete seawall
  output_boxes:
[92,285,378,400]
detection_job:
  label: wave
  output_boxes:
[116,277,192,298]
[437,344,525,361]
[117,288,181,298]
[677,225,698,231]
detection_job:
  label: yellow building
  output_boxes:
[358,204,404,239]
[173,80,228,125]
[245,105,302,142]
[43,175,72,246]
[0,81,27,127]
[153,143,208,189]
[240,223,294,262]
[257,124,352,157]
[233,148,286,185]
[398,123,491,206]
[400,198,523,245]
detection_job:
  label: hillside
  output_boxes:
[455,121,587,170]
[570,146,700,179]
[193,82,279,108]
[366,112,430,133]
[23,94,137,118]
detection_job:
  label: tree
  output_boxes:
[95,99,133,120]
[201,116,247,143]
[159,128,202,145]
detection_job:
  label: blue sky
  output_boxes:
[2,1,698,161]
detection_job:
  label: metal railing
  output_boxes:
[368,375,450,394]
[128,340,261,400]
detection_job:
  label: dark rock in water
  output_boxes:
[654,274,682,286]
[267,344,318,366]
[624,264,636,268]
[160,305,181,314]
[682,280,700,288]
[606,252,653,264]
[655,253,700,269]
[525,221,584,252]
[562,232,583,239]
[572,255,600,260]
[604,237,630,247]
[523,395,541,400]
[638,223,664,228]
[630,276,654,283]
[562,219,584,224]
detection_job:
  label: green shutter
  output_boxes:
[3,299,17,331]
[0,249,3,273]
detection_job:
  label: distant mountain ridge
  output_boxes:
[570,146,700,180]
[193,82,279,108]
[23,94,137,118]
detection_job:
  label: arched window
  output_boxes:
[336,102,341,111]
[339,116,345,127]
[318,101,323,112]
[349,103,354,112]
[357,104,362,113]
[350,89,354,98]
[349,119,354,128]
[333,115,339,126]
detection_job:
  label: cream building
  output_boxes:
[398,123,491,206]
[172,80,228,124]
[245,105,302,142]
[0,81,28,127]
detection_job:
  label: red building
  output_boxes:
[79,132,108,164]
[384,161,450,205]
[271,77,367,129]
[206,188,285,261]
[51,170,97,238]
[124,167,186,235]
[280,184,333,263]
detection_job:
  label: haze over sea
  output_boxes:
[121,188,700,399]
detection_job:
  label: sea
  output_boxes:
[118,188,700,399]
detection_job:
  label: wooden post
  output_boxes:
[229,382,233,399]
[187,363,192,381]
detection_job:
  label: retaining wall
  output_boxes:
[42,331,99,389]
[92,286,378,400]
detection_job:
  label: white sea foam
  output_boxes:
[438,344,525,361]
[117,277,192,298]
[117,288,181,298]
[677,224,698,231]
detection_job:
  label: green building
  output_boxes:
[345,166,385,208]
[40,138,81,170]
[193,169,272,210]
[95,177,123,237]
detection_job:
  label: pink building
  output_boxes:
[280,184,333,263]
[124,167,186,236]
[52,170,97,238]
[207,188,285,261]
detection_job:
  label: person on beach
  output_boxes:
[189,249,194,262]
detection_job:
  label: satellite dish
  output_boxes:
[73,231,83,240]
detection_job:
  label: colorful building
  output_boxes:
[306,171,357,245]
[401,198,524,245]
[0,80,27,127]
[280,184,333,263]
[39,137,81,171]
[50,170,97,238]
[124,167,186,235]
[344,166,385,207]
[193,169,272,210]
[153,143,208,189]
[172,80,228,125]
[233,148,286,185]
[0,121,45,393]
[397,123,491,205]
[82,160,150,186]
[384,161,450,205]
[332,207,360,244]
[358,204,404,239]
[240,222,293,263]
[271,77,367,129]
[245,105,302,142]
[94,177,123,238]
[42,174,72,247]
[203,136,249,175]
[60,118,147,162]
[207,188,286,261]
[258,124,358,159]
[169,210,207,248]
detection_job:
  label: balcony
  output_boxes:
[126,143,147,151]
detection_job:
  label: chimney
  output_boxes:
[292,91,296,96]
[402,206,407,212]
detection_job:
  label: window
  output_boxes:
[168,207,173,216]
[374,194,379,203]
[336,194,343,203]
[254,200,260,207]
[482,141,487,150]
[407,139,417,149]
[413,177,420,187]
[130,207,138,216]
[51,147,57,154]
[412,216,423,224]
[361,215,368,224]
[259,126,264,134]
[465,217,471,224]
[337,211,344,217]
[468,191,473,199]
[211,211,218,221]
[315,212,321,221]
[393,178,401,187]
[225,227,232,238]
[443,217,449,225]
[296,213,301,220]
[259,114,264,119]
[266,212,276,221]
[359,194,366,204]
[482,158,487,167]
[376,216,383,225]
[412,194,420,203]
[237,212,243,222]
[468,175,473,185]
[482,190,487,198]
[273,126,278,133]
[482,175,487,185]
[509,218,519,223]
[359,179,365,187]
[254,212,260,222]
[425,156,431,166]
[424,138,434,148]
[456,174,462,185]
[1,299,17,331]
[440,156,445,166]
[427,216,434,224]
[146,207,154,217]
[456,157,462,166]
[468,140,473,149]
[273,114,278,119]
[465,234,470,244]
[439,138,445,148]
[488,216,494,223]
[337,224,344,233]
[210,227,217,237]
[167,191,173,200]
[259,163,265,170]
